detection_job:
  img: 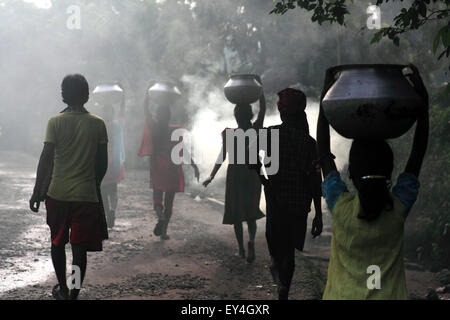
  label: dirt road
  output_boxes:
[0,151,439,300]
[0,163,324,300]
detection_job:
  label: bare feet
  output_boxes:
[52,284,69,300]
[238,247,246,259]
[153,221,163,236]
[278,286,289,300]
[160,234,170,240]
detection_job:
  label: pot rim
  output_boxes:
[228,74,262,83]
[148,81,181,95]
[147,79,179,87]
[329,64,408,74]
[92,83,124,94]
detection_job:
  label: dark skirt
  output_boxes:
[223,163,265,225]
[265,189,308,256]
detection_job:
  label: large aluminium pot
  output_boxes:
[224,74,262,105]
[92,83,124,106]
[148,80,181,106]
[321,64,423,139]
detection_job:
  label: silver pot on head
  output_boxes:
[92,82,124,106]
[148,80,181,106]
[224,74,262,105]
[322,64,423,140]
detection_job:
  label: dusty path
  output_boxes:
[0,166,323,300]
[0,151,440,300]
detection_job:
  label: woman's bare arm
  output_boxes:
[317,68,338,179]
[202,134,227,187]
[254,92,266,129]
[404,64,429,177]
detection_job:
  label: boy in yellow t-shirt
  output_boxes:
[29,74,108,300]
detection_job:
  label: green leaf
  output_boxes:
[445,83,450,97]
[433,31,442,54]
[393,36,400,46]
[371,31,383,44]
[442,26,450,48]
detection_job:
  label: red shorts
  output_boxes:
[45,198,105,252]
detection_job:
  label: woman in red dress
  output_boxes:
[139,90,199,240]
[203,93,266,263]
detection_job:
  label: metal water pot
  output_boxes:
[148,80,181,106]
[92,83,124,105]
[322,64,423,139]
[224,74,262,105]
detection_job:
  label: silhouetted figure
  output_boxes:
[203,94,266,263]
[139,89,199,240]
[29,74,109,300]
[317,64,429,299]
[100,94,126,229]
[251,88,323,299]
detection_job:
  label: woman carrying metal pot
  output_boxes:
[203,76,266,263]
[139,83,199,240]
[317,64,429,299]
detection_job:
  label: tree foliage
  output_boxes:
[272,0,450,271]
[272,0,450,92]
